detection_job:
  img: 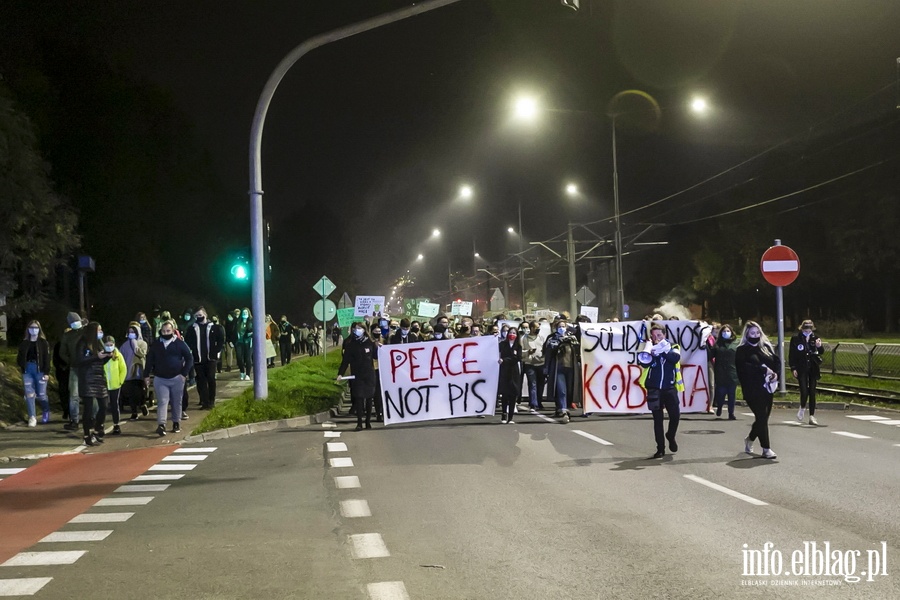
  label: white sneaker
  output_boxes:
[507,420,515,425]
[762,448,777,459]
[797,408,805,422]
[28,416,37,427]
[744,437,754,454]
[529,408,538,414]
[500,419,508,424]
[809,415,818,426]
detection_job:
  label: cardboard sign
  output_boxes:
[579,306,599,323]
[336,307,357,328]
[417,302,441,318]
[452,301,473,317]
[378,336,499,425]
[354,295,385,317]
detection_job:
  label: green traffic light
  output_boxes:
[231,264,248,280]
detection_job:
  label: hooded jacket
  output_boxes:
[119,322,148,381]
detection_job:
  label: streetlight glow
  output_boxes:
[513,95,538,121]
[459,185,473,199]
[565,183,578,196]
[416,253,424,261]
[432,228,441,238]
[474,252,480,258]
[691,96,708,114]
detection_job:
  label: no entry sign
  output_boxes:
[760,244,800,287]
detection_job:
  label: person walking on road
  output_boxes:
[708,323,739,420]
[185,307,222,410]
[388,318,419,344]
[337,322,377,431]
[234,308,253,380]
[59,311,85,430]
[119,321,149,421]
[736,321,780,459]
[102,335,127,434]
[641,323,682,458]
[521,321,546,413]
[543,318,578,423]
[498,326,523,424]
[74,322,112,446]
[17,320,52,426]
[790,319,825,425]
[144,320,194,436]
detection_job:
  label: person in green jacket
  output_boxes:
[708,324,739,419]
[103,335,128,434]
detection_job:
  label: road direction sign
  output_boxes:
[575,285,595,305]
[338,292,352,308]
[314,276,336,298]
[313,299,337,321]
[760,245,800,287]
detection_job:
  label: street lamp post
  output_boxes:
[611,115,625,319]
[518,201,526,312]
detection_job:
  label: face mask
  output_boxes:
[371,331,381,338]
[71,321,83,330]
[354,328,365,338]
[196,315,205,323]
[411,326,420,333]
[722,331,731,340]
[433,333,443,340]
[557,327,566,336]
[508,333,517,342]
[241,313,249,319]
[28,327,39,336]
[184,314,191,321]
[128,332,137,340]
[161,333,174,340]
[227,315,233,321]
[139,319,147,324]
[97,332,104,340]
[803,329,812,336]
[379,320,388,328]
[104,345,115,353]
[401,329,409,336]
[747,335,760,345]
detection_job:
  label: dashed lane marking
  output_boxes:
[742,413,755,417]
[68,513,133,524]
[340,499,372,518]
[535,414,557,423]
[161,455,208,461]
[147,464,196,471]
[684,475,768,506]
[874,420,900,426]
[324,431,341,438]
[327,442,348,452]
[832,431,872,439]
[94,497,154,507]
[39,531,112,543]
[846,415,889,421]
[1,551,86,567]
[334,476,361,489]
[571,430,614,446]
[322,422,337,429]
[0,468,25,476]
[781,421,804,426]
[173,447,217,453]
[0,577,53,596]
[115,484,170,493]
[367,581,410,600]
[132,474,184,481]
[329,458,354,468]
[349,533,390,559]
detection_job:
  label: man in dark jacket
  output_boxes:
[388,318,419,344]
[336,322,377,431]
[642,323,682,458]
[184,307,222,410]
[145,321,194,435]
[58,311,85,430]
[542,318,579,423]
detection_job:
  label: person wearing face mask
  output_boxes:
[790,319,825,425]
[708,324,739,420]
[234,308,253,380]
[59,311,86,430]
[521,320,547,413]
[264,314,278,368]
[430,323,448,341]
[542,319,579,423]
[74,322,113,446]
[735,321,780,459]
[279,315,296,366]
[101,335,127,434]
[388,318,419,344]
[17,320,52,426]
[369,323,385,422]
[410,321,422,339]
[120,322,149,421]
[640,323,683,458]
[135,312,153,345]
[498,325,523,424]
[223,309,239,372]
[436,315,453,339]
[144,320,194,436]
[185,307,223,410]
[337,322,377,430]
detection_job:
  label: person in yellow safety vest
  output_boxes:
[639,323,683,458]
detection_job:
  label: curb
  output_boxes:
[181,410,333,444]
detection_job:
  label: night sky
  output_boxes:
[4,0,899,317]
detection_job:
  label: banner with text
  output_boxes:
[579,320,711,413]
[379,336,500,425]
[354,295,385,317]
[336,307,357,328]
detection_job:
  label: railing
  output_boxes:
[782,342,900,380]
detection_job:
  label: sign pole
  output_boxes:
[774,239,786,394]
[322,279,327,361]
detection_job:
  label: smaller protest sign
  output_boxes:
[417,302,440,318]
[580,306,599,323]
[336,307,357,328]
[354,295,385,317]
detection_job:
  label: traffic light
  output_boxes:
[230,249,250,282]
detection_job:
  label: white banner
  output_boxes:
[379,336,499,425]
[579,320,712,413]
[417,302,441,318]
[354,295,385,317]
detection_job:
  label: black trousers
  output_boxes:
[83,396,108,437]
[121,379,145,416]
[235,343,252,375]
[797,369,818,414]
[109,388,121,425]
[195,360,218,407]
[279,336,292,366]
[352,396,373,426]
[651,387,680,452]
[747,394,773,449]
[55,367,70,417]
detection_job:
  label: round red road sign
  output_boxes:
[760,245,800,287]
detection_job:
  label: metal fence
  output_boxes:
[782,342,900,380]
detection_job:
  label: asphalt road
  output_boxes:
[1,406,898,599]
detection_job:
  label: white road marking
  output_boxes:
[173,447,217,453]
[334,476,361,489]
[367,581,410,600]
[0,468,25,475]
[571,430,614,446]
[340,499,372,518]
[327,442,348,452]
[324,431,341,438]
[349,533,390,559]
[781,421,804,426]
[874,420,900,426]
[69,513,134,523]
[0,578,53,596]
[329,457,354,468]
[161,455,208,461]
[742,412,755,417]
[133,474,184,481]
[536,414,557,423]
[684,475,768,506]
[115,484,170,493]
[322,422,337,429]
[39,531,112,543]
[832,431,871,439]
[94,497,154,507]
[148,464,196,471]
[846,415,889,421]
[1,551,86,567]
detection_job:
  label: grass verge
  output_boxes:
[191,351,344,435]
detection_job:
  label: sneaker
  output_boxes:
[129,413,139,421]
[762,448,777,459]
[529,407,539,414]
[666,434,678,453]
[65,420,78,430]
[507,420,515,425]
[240,373,245,380]
[92,433,104,444]
[365,423,372,430]
[652,450,665,459]
[728,415,737,420]
[500,419,508,424]
[797,408,805,422]
[355,424,363,431]
[715,406,722,417]
[156,424,167,437]
[560,412,570,424]
[27,416,37,427]
[94,428,105,438]
[809,415,818,426]
[112,425,121,435]
[744,437,754,454]
[181,412,189,420]
[173,422,181,433]
[140,404,149,416]
[41,411,50,424]
[83,435,95,446]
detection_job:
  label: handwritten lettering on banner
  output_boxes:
[378,336,499,425]
[579,320,711,413]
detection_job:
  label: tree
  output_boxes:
[0,86,79,317]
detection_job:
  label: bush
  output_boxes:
[810,319,866,339]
